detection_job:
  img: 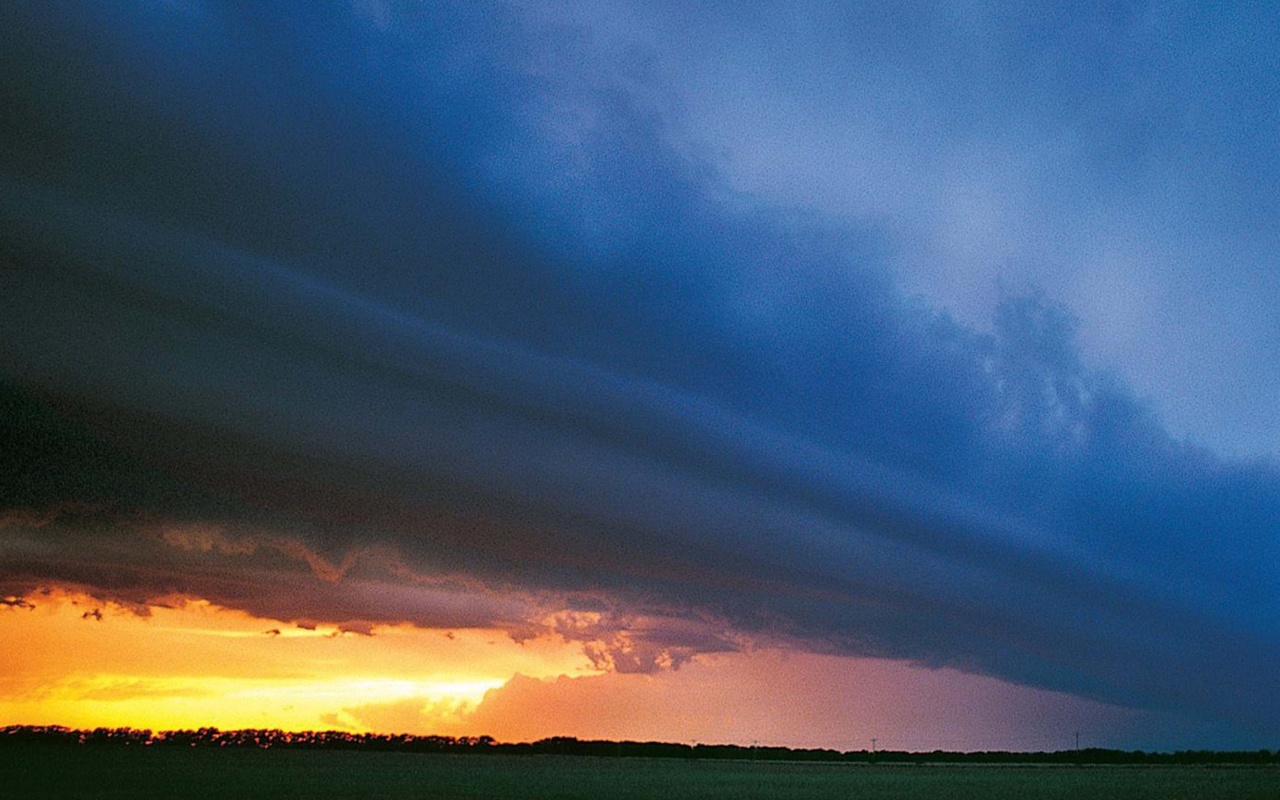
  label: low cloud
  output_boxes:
[329,696,475,737]
[1,1,1277,744]
[0,509,540,634]
[344,652,1194,751]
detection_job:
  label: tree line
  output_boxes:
[3,725,1276,765]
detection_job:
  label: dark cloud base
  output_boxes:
[1,1,1277,746]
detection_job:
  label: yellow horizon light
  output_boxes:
[0,587,594,734]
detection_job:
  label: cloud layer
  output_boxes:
[2,2,1277,743]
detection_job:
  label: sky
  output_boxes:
[0,1,1277,752]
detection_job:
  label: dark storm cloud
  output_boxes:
[1,2,1276,738]
[0,504,539,632]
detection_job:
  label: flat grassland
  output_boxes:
[6,747,1277,800]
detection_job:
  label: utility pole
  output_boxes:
[1074,731,1081,751]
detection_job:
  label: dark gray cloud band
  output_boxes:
[1,2,1277,741]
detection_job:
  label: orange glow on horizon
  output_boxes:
[1,588,1145,751]
[0,588,598,734]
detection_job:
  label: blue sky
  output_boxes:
[1,1,1277,749]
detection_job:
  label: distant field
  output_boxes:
[5,747,1278,800]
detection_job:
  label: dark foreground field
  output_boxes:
[5,746,1277,800]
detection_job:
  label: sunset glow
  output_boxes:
[3,1,1278,754]
[0,588,1201,752]
[0,589,591,734]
